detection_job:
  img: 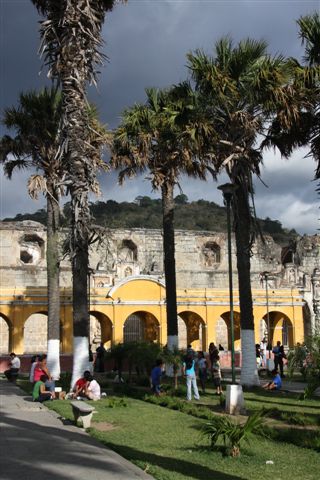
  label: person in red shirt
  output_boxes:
[72,370,91,399]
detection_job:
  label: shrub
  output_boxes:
[202,410,267,457]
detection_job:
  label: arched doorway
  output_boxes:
[217,312,241,351]
[23,312,48,353]
[0,314,11,354]
[262,311,294,348]
[178,311,205,351]
[123,311,160,343]
[89,311,113,350]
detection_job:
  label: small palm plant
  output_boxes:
[202,410,266,457]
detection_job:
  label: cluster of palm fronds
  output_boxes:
[202,409,267,457]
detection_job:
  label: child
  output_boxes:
[212,358,222,395]
[151,359,164,396]
[263,369,282,390]
[197,351,208,394]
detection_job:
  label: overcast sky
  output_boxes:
[0,0,319,234]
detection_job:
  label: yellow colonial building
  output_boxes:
[0,221,318,356]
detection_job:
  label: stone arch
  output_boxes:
[262,311,294,348]
[218,311,241,351]
[178,311,206,351]
[203,241,221,267]
[119,239,138,262]
[23,312,48,353]
[0,314,12,354]
[89,311,113,350]
[19,233,45,265]
[123,311,160,343]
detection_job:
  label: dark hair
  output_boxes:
[10,352,16,357]
[86,374,94,382]
[271,369,278,376]
[83,370,91,379]
[40,374,48,382]
[156,358,163,366]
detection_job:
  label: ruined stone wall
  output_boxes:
[1,220,318,290]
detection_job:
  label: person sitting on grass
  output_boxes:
[151,358,164,396]
[33,374,54,403]
[72,370,91,399]
[84,374,101,401]
[263,369,282,390]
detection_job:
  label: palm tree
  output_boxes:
[264,13,320,179]
[31,0,123,386]
[111,86,213,350]
[187,38,289,385]
[0,88,64,379]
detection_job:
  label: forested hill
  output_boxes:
[3,194,297,246]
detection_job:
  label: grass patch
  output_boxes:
[46,396,320,480]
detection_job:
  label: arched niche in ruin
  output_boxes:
[118,239,138,262]
[202,241,221,267]
[19,233,45,265]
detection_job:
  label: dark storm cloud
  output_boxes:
[1,0,319,233]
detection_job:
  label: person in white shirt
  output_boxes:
[85,375,101,401]
[4,352,21,382]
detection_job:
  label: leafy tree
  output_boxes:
[31,0,119,387]
[188,38,290,385]
[0,88,64,379]
[111,85,213,349]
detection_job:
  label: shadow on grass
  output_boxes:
[97,442,244,480]
[265,425,320,452]
[244,396,320,410]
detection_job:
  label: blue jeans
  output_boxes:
[186,374,200,401]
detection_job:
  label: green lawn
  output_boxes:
[45,395,320,480]
[16,377,320,480]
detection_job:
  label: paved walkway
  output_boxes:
[0,380,153,480]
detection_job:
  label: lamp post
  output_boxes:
[261,271,271,361]
[218,183,237,384]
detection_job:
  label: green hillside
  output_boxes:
[2,195,297,245]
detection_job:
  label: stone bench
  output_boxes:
[70,400,95,429]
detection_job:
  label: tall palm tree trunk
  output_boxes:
[46,184,61,380]
[58,3,98,388]
[161,182,179,349]
[233,181,259,386]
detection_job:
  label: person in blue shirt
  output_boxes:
[263,369,282,390]
[151,359,164,396]
[183,353,200,401]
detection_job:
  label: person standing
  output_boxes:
[94,342,106,373]
[212,357,223,395]
[150,359,164,396]
[183,353,200,401]
[260,338,267,367]
[197,351,208,394]
[272,341,286,378]
[4,352,20,382]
